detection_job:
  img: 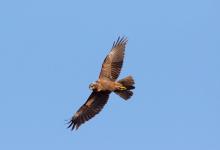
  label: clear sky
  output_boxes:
[0,0,220,150]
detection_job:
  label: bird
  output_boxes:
[68,37,135,130]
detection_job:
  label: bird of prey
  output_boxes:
[68,37,135,130]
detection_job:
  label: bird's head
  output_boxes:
[89,82,98,90]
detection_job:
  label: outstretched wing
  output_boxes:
[99,37,127,81]
[68,91,110,130]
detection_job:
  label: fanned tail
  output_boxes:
[114,76,135,100]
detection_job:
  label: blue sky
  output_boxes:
[0,0,220,149]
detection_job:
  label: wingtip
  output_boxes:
[112,36,128,48]
[67,118,77,131]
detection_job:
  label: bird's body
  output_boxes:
[68,37,135,130]
[90,79,125,92]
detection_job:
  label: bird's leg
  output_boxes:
[115,82,127,90]
[119,86,127,90]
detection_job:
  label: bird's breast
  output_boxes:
[97,80,116,91]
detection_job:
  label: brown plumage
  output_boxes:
[68,37,135,130]
[99,37,126,81]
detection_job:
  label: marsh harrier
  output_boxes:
[68,37,135,130]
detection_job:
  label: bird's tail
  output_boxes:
[114,76,135,100]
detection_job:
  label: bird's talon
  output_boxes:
[119,86,127,90]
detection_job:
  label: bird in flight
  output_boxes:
[68,37,135,130]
